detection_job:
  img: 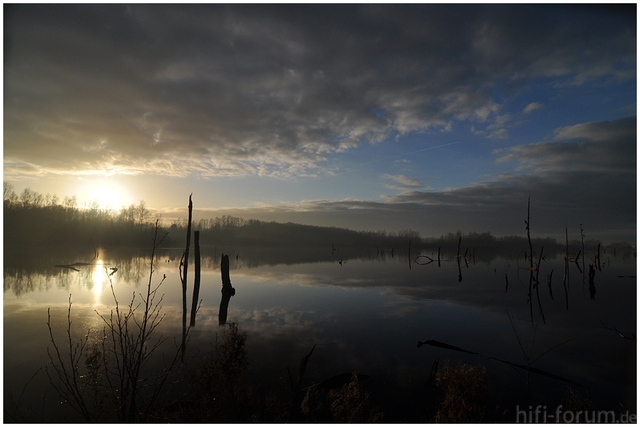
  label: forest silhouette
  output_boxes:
[4,183,625,267]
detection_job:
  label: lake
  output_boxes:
[3,244,636,422]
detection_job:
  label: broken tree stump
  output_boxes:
[219,254,236,325]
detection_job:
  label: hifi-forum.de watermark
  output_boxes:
[516,405,636,423]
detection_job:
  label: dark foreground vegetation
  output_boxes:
[9,289,612,422]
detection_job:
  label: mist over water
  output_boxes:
[4,243,636,422]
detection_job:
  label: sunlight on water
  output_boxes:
[91,260,104,306]
[91,260,115,308]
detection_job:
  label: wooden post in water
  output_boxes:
[180,194,193,357]
[455,235,463,281]
[221,253,230,285]
[190,231,201,327]
[525,197,534,323]
[219,254,235,325]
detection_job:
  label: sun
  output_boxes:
[89,185,124,210]
[80,179,133,211]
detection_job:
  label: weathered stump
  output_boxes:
[219,254,236,325]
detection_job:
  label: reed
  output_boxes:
[523,197,546,324]
[563,227,569,309]
[456,235,463,282]
[505,311,575,402]
[580,224,586,281]
[288,344,316,422]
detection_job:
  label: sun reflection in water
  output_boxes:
[91,260,109,307]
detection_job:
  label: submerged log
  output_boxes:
[54,250,100,271]
[417,338,583,387]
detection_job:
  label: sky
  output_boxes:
[3,4,637,242]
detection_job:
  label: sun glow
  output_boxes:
[77,178,133,211]
[89,185,124,210]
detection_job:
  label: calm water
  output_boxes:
[4,245,636,422]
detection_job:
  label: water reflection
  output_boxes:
[219,254,236,325]
[3,245,636,422]
[588,264,597,300]
[91,260,104,306]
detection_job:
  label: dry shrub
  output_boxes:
[300,373,383,422]
[300,385,327,421]
[246,389,289,423]
[192,322,249,421]
[329,373,384,422]
[565,387,591,412]
[435,360,488,423]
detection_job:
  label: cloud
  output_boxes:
[387,116,636,239]
[173,116,636,242]
[4,4,635,178]
[495,116,636,173]
[523,102,544,114]
[381,174,425,191]
[471,113,512,139]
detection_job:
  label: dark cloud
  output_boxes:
[384,116,636,240]
[4,4,635,178]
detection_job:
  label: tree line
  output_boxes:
[3,184,425,256]
[4,182,154,255]
[169,216,422,248]
[6,183,621,262]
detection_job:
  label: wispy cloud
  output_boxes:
[381,174,426,191]
[523,102,544,114]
